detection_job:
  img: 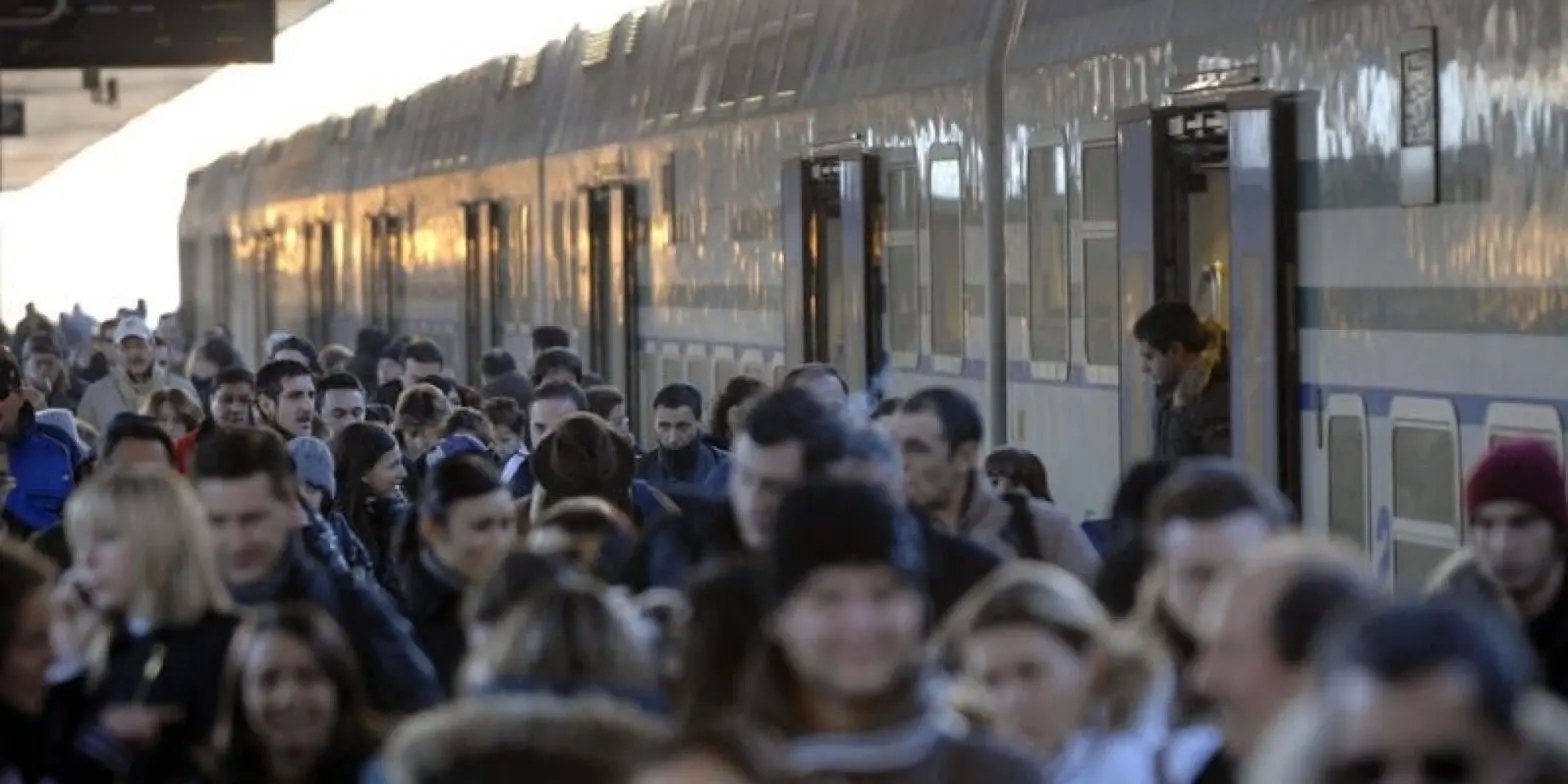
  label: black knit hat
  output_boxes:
[770,481,927,602]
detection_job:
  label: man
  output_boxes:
[780,362,849,419]
[256,359,317,440]
[530,347,583,387]
[1465,439,1568,699]
[192,428,443,713]
[100,413,176,470]
[1172,537,1387,783]
[1291,603,1542,784]
[624,387,848,591]
[741,480,1039,782]
[1132,300,1230,459]
[174,366,255,474]
[270,335,319,373]
[506,381,587,499]
[76,315,198,432]
[376,338,444,408]
[0,355,82,543]
[23,335,86,410]
[1143,457,1293,722]
[637,382,728,494]
[530,325,569,359]
[317,371,368,439]
[478,348,531,409]
[889,387,1099,581]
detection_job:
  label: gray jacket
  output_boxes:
[76,367,199,433]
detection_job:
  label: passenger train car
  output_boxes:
[180,0,1568,592]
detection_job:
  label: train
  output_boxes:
[180,0,1568,593]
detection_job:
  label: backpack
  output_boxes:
[1000,491,1045,561]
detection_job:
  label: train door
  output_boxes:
[382,214,407,336]
[485,201,510,349]
[258,228,279,345]
[1115,93,1299,500]
[780,151,885,388]
[302,223,321,342]
[461,202,491,383]
[582,184,641,407]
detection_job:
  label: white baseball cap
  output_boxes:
[114,316,154,345]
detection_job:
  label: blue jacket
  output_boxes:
[3,405,83,531]
[634,443,729,496]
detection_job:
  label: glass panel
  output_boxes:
[664,58,699,115]
[717,44,753,104]
[1489,432,1561,458]
[776,26,815,93]
[1392,426,1458,527]
[1083,237,1119,365]
[929,157,965,356]
[1082,143,1119,222]
[1027,146,1069,363]
[887,245,920,354]
[513,203,532,324]
[1394,538,1453,597]
[746,34,781,97]
[1327,415,1369,551]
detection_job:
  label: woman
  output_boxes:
[201,604,381,784]
[705,376,767,452]
[457,575,665,714]
[463,549,568,653]
[632,722,790,784]
[59,470,242,784]
[142,387,204,443]
[937,561,1169,783]
[396,454,517,691]
[672,559,771,732]
[184,339,242,409]
[984,448,1053,502]
[0,538,74,783]
[332,422,410,602]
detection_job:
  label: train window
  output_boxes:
[775,26,815,95]
[1483,402,1564,458]
[928,156,966,357]
[716,43,753,104]
[1082,236,1118,365]
[1082,144,1118,223]
[746,33,782,98]
[1392,425,1458,528]
[1027,145,1069,364]
[664,57,699,116]
[730,0,757,33]
[1327,413,1369,549]
[886,165,921,356]
[1393,539,1452,596]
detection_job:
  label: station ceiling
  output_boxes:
[0,0,332,192]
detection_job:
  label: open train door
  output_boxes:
[1226,92,1300,501]
[780,152,885,389]
[583,184,641,407]
[1114,107,1177,467]
[461,202,492,383]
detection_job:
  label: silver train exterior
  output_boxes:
[179,0,1568,593]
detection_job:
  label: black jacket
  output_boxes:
[1528,578,1568,701]
[230,539,443,715]
[398,550,469,695]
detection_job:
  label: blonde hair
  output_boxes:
[528,496,634,572]
[935,561,1165,730]
[65,469,233,626]
[458,574,657,695]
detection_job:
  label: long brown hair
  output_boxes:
[205,603,382,784]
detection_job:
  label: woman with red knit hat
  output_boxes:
[1465,439,1568,699]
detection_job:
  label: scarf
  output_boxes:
[110,366,168,412]
[786,709,951,777]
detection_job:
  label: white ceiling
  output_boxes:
[0,0,333,192]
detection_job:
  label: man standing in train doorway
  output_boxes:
[1132,301,1231,459]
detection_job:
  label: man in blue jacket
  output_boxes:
[0,355,82,547]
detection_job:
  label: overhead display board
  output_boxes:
[0,1,277,69]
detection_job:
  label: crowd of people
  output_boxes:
[0,299,1564,784]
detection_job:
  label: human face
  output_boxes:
[423,488,516,582]
[25,351,63,385]
[727,434,805,550]
[363,446,407,497]
[120,337,154,375]
[187,356,219,382]
[1138,340,1181,387]
[106,438,171,470]
[1321,666,1526,784]
[1470,499,1562,598]
[889,410,975,513]
[376,358,401,387]
[653,405,699,451]
[1190,569,1302,757]
[493,426,523,459]
[198,474,299,586]
[212,382,255,428]
[319,389,366,439]
[962,625,1088,758]
[632,752,753,784]
[0,587,54,714]
[775,566,923,702]
[528,397,579,446]
[156,404,191,441]
[263,374,317,438]
[604,404,631,438]
[403,359,442,388]
[1156,512,1273,635]
[77,526,136,613]
[241,631,338,762]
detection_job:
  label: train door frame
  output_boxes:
[317,219,338,344]
[484,201,509,351]
[1115,92,1300,500]
[258,227,280,343]
[780,150,885,389]
[580,182,642,413]
[461,201,491,384]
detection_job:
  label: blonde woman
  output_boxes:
[936,561,1171,783]
[57,468,242,784]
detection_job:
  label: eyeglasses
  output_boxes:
[1325,749,1477,784]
